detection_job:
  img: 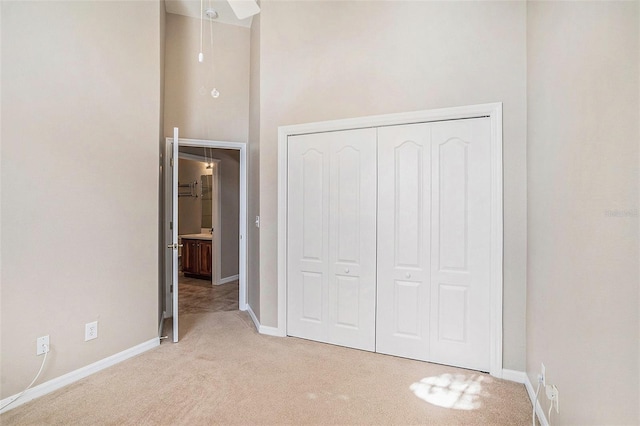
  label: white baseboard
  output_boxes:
[217,274,239,285]
[246,303,260,331]
[258,324,286,337]
[524,372,549,426]
[0,337,159,414]
[502,369,527,384]
[245,304,286,337]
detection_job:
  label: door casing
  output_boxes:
[277,103,504,377]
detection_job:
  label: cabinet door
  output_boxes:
[182,239,198,274]
[287,128,377,351]
[198,240,213,277]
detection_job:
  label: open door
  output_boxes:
[170,127,180,342]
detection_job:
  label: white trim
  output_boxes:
[258,324,286,337]
[172,129,179,342]
[277,125,288,339]
[524,372,549,426]
[277,103,504,376]
[218,274,239,285]
[501,369,527,384]
[0,338,159,414]
[238,142,248,310]
[246,304,287,337]
[246,303,260,331]
[489,103,504,377]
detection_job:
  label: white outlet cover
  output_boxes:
[85,321,98,341]
[37,335,49,355]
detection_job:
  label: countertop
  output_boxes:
[179,233,212,241]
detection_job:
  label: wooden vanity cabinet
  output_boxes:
[181,238,212,279]
[198,240,212,277]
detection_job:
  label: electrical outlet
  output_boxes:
[546,384,559,413]
[36,335,49,355]
[85,321,98,341]
[540,362,546,386]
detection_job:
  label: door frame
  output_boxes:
[277,103,504,377]
[164,137,248,321]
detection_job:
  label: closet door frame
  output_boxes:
[277,103,504,378]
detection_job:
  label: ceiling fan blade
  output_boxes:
[227,0,260,20]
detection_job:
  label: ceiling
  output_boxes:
[165,0,254,28]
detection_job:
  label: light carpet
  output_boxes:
[1,311,532,425]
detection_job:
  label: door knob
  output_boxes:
[166,243,184,249]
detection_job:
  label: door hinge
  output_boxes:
[170,157,174,167]
[170,221,173,230]
[170,285,173,293]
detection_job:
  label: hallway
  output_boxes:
[178,273,239,314]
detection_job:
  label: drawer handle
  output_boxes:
[405,272,411,279]
[345,268,350,274]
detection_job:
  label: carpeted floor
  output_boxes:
[0,310,533,425]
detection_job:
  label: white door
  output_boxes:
[171,128,179,342]
[287,128,377,351]
[376,118,492,371]
[428,118,491,371]
[376,123,433,361]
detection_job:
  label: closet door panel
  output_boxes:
[429,118,491,371]
[288,128,377,350]
[287,135,330,342]
[376,123,432,361]
[328,128,377,351]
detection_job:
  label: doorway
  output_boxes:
[163,135,248,342]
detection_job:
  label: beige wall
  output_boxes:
[163,13,249,142]
[158,0,166,324]
[213,149,240,279]
[527,2,639,424]
[1,0,162,398]
[0,0,3,368]
[163,10,250,289]
[248,11,261,319]
[256,0,528,369]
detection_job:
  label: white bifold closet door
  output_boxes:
[287,128,377,351]
[376,118,492,372]
[286,117,492,372]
